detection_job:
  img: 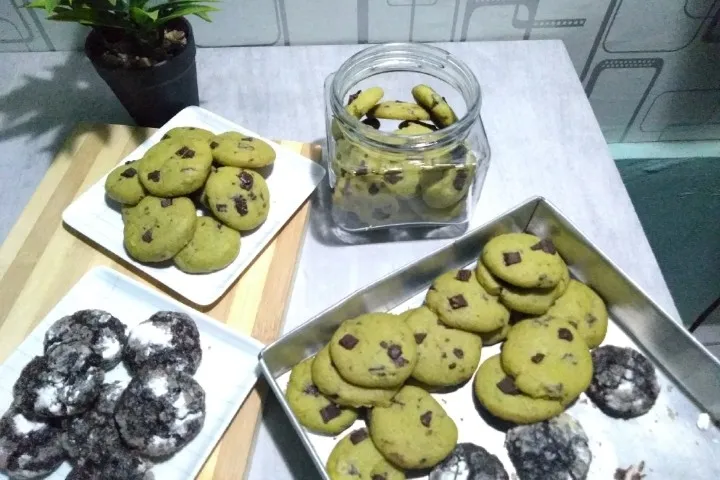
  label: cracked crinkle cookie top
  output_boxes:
[14,342,105,418]
[124,311,202,375]
[115,369,206,458]
[0,406,65,479]
[44,309,128,370]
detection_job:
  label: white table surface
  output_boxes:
[0,40,680,479]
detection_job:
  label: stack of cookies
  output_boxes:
[284,232,662,480]
[330,85,475,227]
[105,126,276,273]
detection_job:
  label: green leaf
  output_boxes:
[193,10,211,21]
[48,8,126,29]
[130,6,158,26]
[45,0,59,13]
[147,0,220,12]
[156,4,217,23]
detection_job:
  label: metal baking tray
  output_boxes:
[259,196,720,479]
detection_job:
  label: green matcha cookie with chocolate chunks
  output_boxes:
[137,137,213,197]
[404,306,483,387]
[369,101,431,121]
[425,269,509,333]
[411,84,458,128]
[210,132,276,168]
[173,217,241,274]
[326,428,406,480]
[312,345,398,408]
[205,167,270,231]
[482,233,565,288]
[346,87,384,118]
[546,279,608,348]
[499,259,569,315]
[474,355,565,424]
[286,357,358,436]
[475,261,502,296]
[501,316,593,403]
[329,313,417,389]
[368,385,458,469]
[162,126,215,143]
[421,165,473,209]
[123,196,197,263]
[105,161,146,205]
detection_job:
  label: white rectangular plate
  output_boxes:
[0,267,264,480]
[62,106,326,306]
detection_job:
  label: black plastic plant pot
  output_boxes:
[85,17,200,128]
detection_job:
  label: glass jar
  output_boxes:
[324,43,490,232]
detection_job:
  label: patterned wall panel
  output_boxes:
[2,0,719,144]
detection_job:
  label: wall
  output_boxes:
[2,1,720,144]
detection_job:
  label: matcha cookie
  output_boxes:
[329,313,417,388]
[475,261,502,296]
[123,196,197,263]
[546,279,608,348]
[425,269,509,333]
[205,167,270,231]
[137,137,213,197]
[173,216,241,273]
[311,344,398,408]
[379,165,422,199]
[326,428,405,480]
[105,161,146,205]
[587,346,659,419]
[421,165,472,209]
[501,316,593,403]
[404,306,482,387]
[369,101,431,121]
[368,385,458,469]
[474,355,565,424]
[397,119,437,132]
[411,85,458,128]
[346,87,385,118]
[505,414,591,480]
[286,357,358,435]
[482,234,565,288]
[162,126,214,143]
[210,132,276,168]
[333,177,401,226]
[479,320,510,346]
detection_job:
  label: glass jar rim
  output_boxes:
[329,43,482,151]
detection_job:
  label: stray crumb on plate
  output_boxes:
[614,461,646,480]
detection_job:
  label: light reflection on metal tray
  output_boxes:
[259,196,720,480]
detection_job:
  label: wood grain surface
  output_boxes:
[0,123,320,479]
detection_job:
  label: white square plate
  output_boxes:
[0,266,264,480]
[62,107,326,306]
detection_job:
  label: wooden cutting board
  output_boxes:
[0,123,320,479]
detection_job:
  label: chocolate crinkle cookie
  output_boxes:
[429,443,509,480]
[66,449,154,480]
[587,345,660,419]
[123,311,202,375]
[0,406,65,479]
[115,369,206,458]
[62,381,127,461]
[14,342,104,418]
[44,309,127,371]
[505,413,591,480]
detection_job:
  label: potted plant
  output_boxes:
[27,0,219,127]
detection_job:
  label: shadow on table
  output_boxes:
[260,390,320,479]
[307,138,468,247]
[0,27,133,158]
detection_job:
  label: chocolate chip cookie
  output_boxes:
[162,126,215,143]
[473,355,565,424]
[500,316,593,403]
[210,132,276,168]
[546,279,608,348]
[137,137,213,197]
[425,269,509,334]
[205,167,270,231]
[105,160,146,205]
[404,306,483,387]
[586,345,659,419]
[173,216,241,274]
[326,428,406,480]
[329,313,417,388]
[286,357,358,435]
[482,233,565,288]
[368,385,458,469]
[122,196,197,263]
